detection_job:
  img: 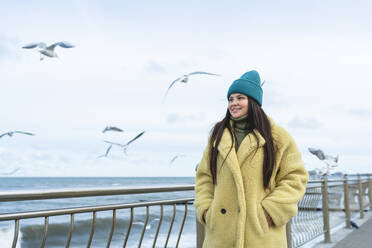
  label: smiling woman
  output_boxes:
[194,70,308,248]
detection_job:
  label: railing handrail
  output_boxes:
[0,197,195,221]
[0,176,370,202]
[2,176,370,202]
[308,177,370,184]
[0,184,195,202]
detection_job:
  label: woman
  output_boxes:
[195,70,308,248]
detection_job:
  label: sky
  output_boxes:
[1,0,372,177]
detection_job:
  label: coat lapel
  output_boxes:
[215,129,247,247]
[236,129,266,165]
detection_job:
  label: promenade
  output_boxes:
[306,211,372,248]
[333,216,372,248]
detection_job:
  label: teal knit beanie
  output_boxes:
[227,70,263,106]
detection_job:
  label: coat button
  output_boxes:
[221,208,227,214]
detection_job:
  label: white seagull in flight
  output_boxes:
[0,131,35,139]
[22,41,75,60]
[104,131,145,155]
[163,71,221,101]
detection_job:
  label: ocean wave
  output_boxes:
[19,213,195,248]
[0,226,22,248]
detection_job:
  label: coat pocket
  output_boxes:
[205,204,214,229]
[256,203,270,235]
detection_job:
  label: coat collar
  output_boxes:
[214,126,266,164]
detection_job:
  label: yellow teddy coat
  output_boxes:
[195,119,308,248]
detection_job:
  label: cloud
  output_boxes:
[347,107,372,118]
[143,60,167,75]
[167,112,205,124]
[287,115,323,129]
[0,34,21,62]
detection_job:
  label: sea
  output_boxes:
[0,177,196,248]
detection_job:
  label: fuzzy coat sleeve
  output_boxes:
[261,128,309,227]
[194,145,215,225]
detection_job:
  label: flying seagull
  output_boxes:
[0,131,35,139]
[102,126,124,133]
[0,168,21,176]
[22,41,75,60]
[104,131,145,155]
[169,154,186,165]
[308,147,339,163]
[163,71,221,101]
[98,144,113,158]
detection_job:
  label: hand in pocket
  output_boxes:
[263,208,273,227]
[203,209,209,223]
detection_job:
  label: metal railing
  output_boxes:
[288,173,372,248]
[0,185,195,248]
[1,174,371,248]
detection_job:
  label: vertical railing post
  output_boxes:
[196,219,205,248]
[358,173,364,218]
[368,174,372,210]
[322,174,331,243]
[343,174,351,228]
[286,219,292,248]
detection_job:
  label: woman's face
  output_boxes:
[228,93,249,118]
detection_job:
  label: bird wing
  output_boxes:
[163,77,182,101]
[169,155,179,164]
[108,126,124,132]
[308,147,326,160]
[104,145,113,156]
[169,77,182,90]
[104,140,124,147]
[187,71,221,76]
[169,154,185,165]
[324,154,338,163]
[57,41,75,48]
[308,147,317,154]
[13,131,35,136]
[0,168,21,175]
[126,131,145,145]
[0,132,9,138]
[48,41,75,50]
[22,42,47,49]
[103,126,123,133]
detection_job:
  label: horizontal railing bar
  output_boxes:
[0,185,195,202]
[0,177,368,203]
[299,207,366,212]
[0,198,195,221]
[327,184,346,188]
[306,185,322,189]
[308,179,368,184]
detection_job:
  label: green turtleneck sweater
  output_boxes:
[231,114,252,152]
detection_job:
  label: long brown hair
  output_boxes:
[208,97,275,189]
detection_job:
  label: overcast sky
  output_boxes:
[1,0,372,177]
